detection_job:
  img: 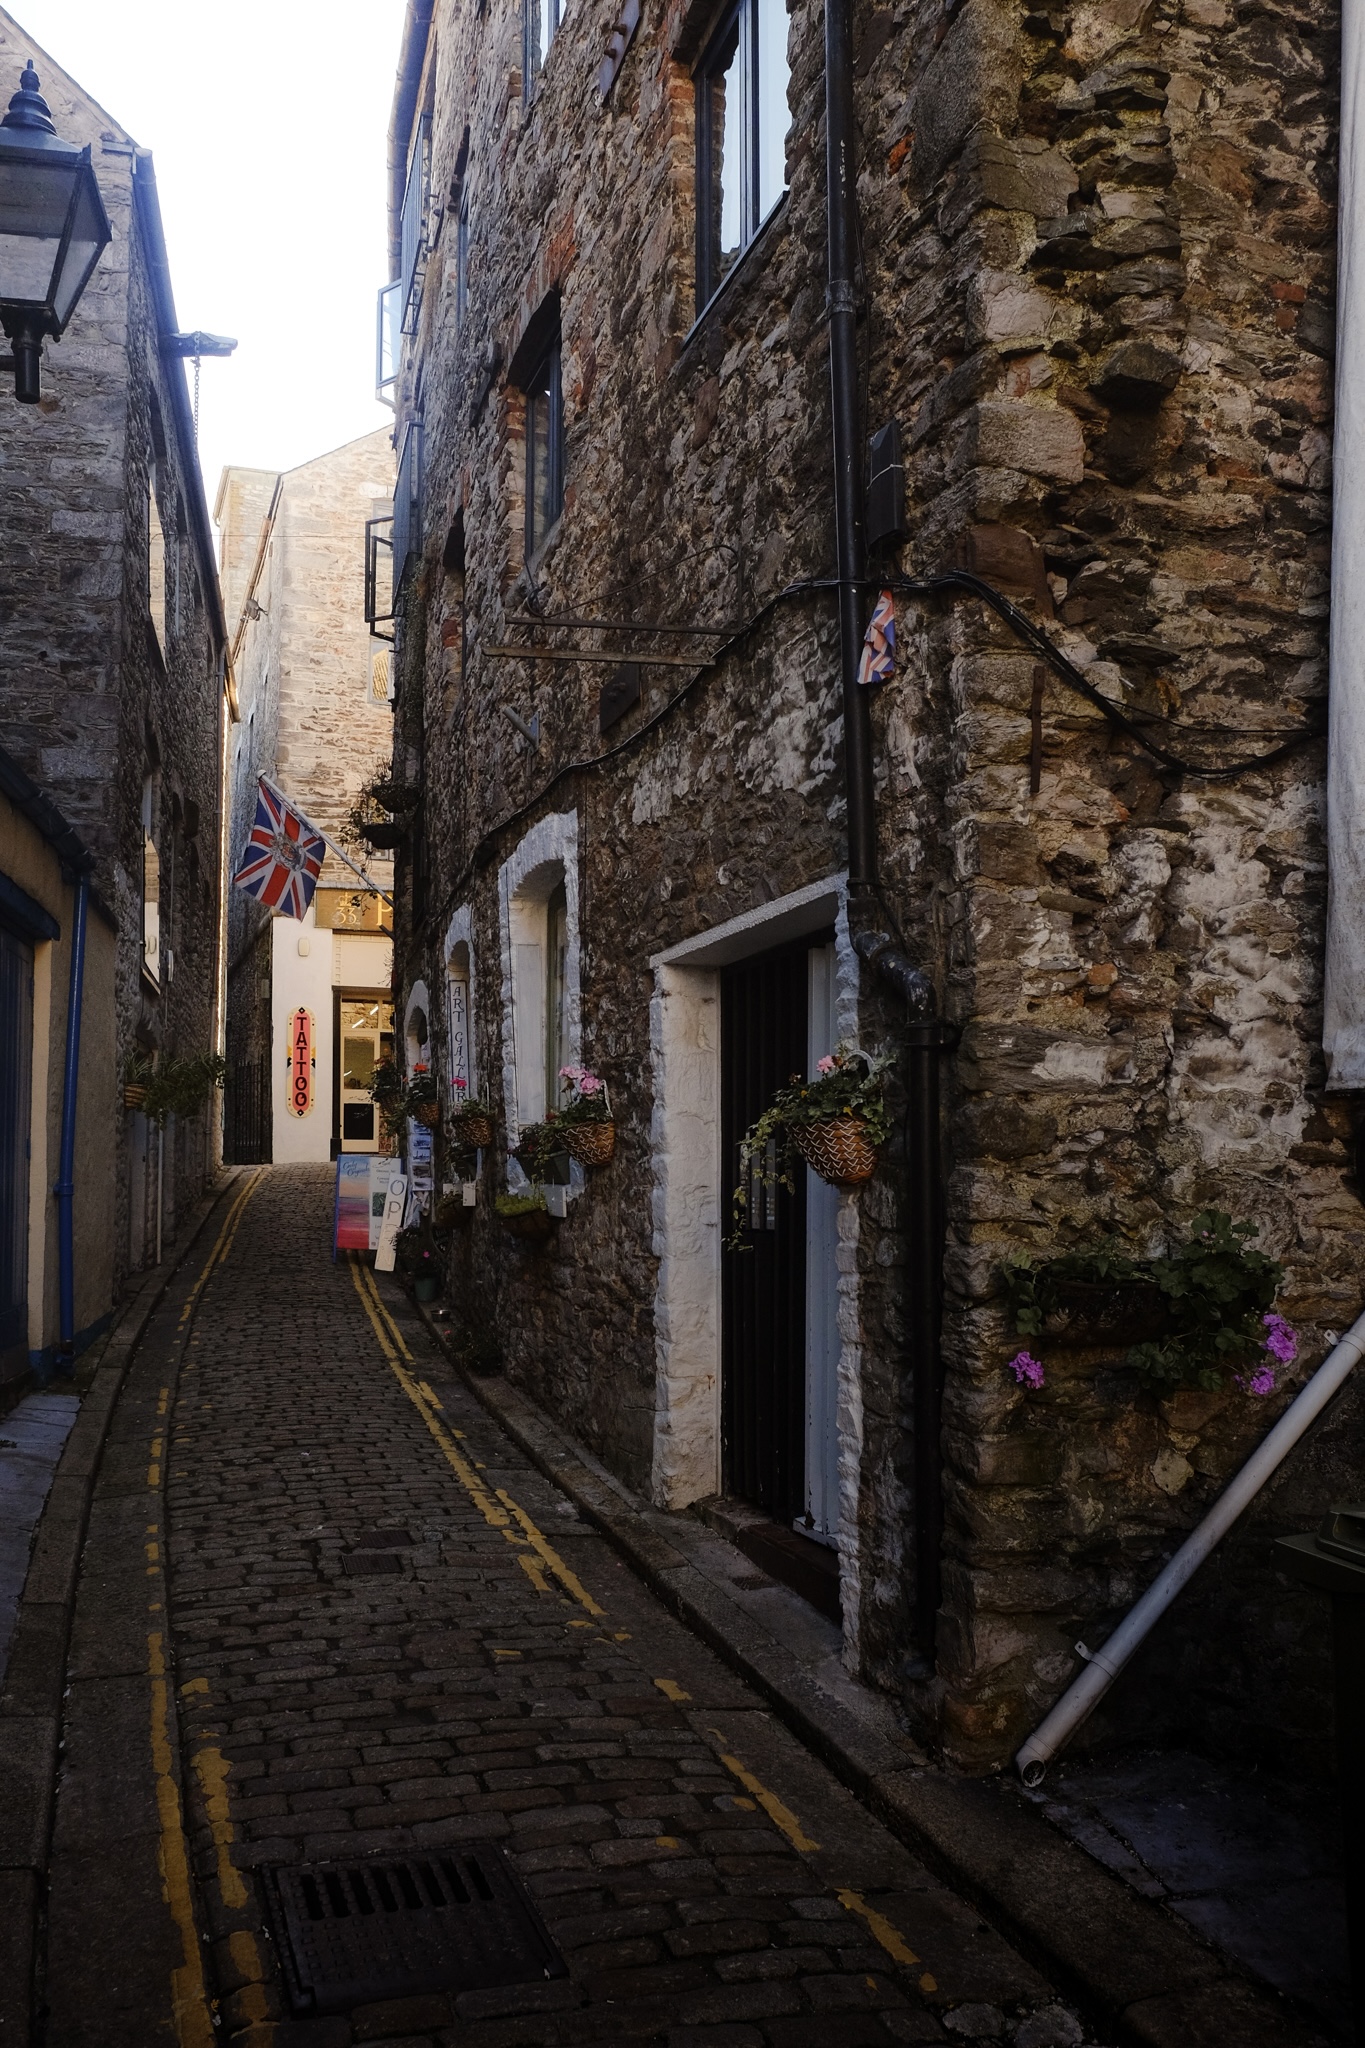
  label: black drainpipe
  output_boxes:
[825,10,945,1665]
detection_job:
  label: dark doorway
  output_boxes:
[0,925,33,1383]
[720,937,816,1522]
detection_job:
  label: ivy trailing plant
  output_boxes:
[513,1120,571,1184]
[1002,1210,1295,1396]
[728,1044,893,1246]
[130,1052,226,1129]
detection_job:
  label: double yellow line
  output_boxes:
[348,1255,604,1618]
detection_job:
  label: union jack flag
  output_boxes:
[232,778,326,920]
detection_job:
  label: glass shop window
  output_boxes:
[695,0,790,308]
[524,329,564,561]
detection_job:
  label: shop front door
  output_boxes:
[337,993,394,1153]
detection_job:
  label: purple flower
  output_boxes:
[1008,1351,1045,1390]
[1237,1363,1276,1397]
[1263,1313,1297,1365]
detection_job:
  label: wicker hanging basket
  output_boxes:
[791,1115,879,1185]
[413,1099,441,1128]
[123,1084,149,1111]
[499,1205,556,1242]
[453,1111,495,1148]
[562,1121,616,1168]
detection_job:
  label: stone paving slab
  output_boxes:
[27,1165,1331,2048]
[0,1391,79,1675]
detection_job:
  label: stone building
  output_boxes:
[380,0,1358,1776]
[0,11,227,1328]
[220,432,396,1165]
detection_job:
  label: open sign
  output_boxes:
[288,1007,315,1117]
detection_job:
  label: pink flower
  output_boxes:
[579,1075,603,1095]
[1238,1364,1276,1397]
[452,1077,467,1092]
[1263,1313,1297,1365]
[1008,1351,1045,1390]
[817,1055,836,1075]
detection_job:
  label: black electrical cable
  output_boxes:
[430,564,1324,930]
[889,570,1327,779]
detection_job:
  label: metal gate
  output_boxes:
[0,927,33,1381]
[224,1057,271,1165]
[720,939,813,1521]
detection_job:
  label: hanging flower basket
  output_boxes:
[360,819,404,850]
[562,1121,616,1167]
[123,1083,149,1111]
[791,1115,878,1185]
[452,1109,496,1148]
[413,1100,440,1128]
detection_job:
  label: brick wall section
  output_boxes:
[387,0,1359,1771]
[0,9,225,1284]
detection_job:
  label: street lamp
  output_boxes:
[0,62,111,403]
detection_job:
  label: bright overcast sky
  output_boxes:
[10,0,404,530]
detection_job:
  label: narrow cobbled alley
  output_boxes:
[9,1167,1103,2048]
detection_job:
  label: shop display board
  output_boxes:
[334,1156,406,1258]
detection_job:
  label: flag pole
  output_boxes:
[259,775,394,907]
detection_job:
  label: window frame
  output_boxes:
[523,331,564,563]
[694,0,790,312]
[524,0,564,91]
[455,187,470,331]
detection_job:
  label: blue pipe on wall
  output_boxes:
[55,868,89,1371]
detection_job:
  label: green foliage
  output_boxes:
[1002,1211,1284,1392]
[729,1043,892,1244]
[494,1190,548,1218]
[133,1052,226,1129]
[513,1121,570,1182]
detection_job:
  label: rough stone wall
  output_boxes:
[388,0,1356,1774]
[0,9,224,1284]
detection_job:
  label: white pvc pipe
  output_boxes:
[1015,1311,1365,1784]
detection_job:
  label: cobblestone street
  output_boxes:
[23,1167,1100,2048]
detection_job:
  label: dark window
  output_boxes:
[525,0,564,87]
[393,421,423,590]
[376,280,401,402]
[695,0,790,308]
[524,332,563,560]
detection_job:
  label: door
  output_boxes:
[0,927,33,1381]
[720,938,814,1520]
[803,943,842,1545]
[337,994,394,1153]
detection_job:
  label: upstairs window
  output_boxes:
[455,187,470,330]
[400,114,431,333]
[695,0,790,308]
[524,329,563,560]
[525,0,565,87]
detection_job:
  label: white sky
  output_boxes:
[10,0,404,530]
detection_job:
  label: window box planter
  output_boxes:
[496,1194,556,1242]
[791,1115,878,1186]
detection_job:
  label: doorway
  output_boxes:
[336,992,394,1153]
[0,926,33,1382]
[720,933,839,1528]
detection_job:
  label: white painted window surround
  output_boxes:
[497,812,582,1189]
[443,904,477,1096]
[404,980,431,1071]
[647,873,870,1660]
[1326,5,1365,1085]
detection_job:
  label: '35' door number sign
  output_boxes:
[287,1007,315,1117]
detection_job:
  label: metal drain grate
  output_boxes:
[264,1846,568,2015]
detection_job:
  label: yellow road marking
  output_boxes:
[496,1489,606,1618]
[148,1634,215,2048]
[348,1259,508,1528]
[177,1171,262,1329]
[654,1678,691,1703]
[192,1745,248,1909]
[836,1888,932,1985]
[227,1929,271,2026]
[708,1739,821,1852]
[517,1551,552,1594]
[350,1258,608,1622]
[181,1677,209,1698]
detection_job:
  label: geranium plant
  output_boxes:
[554,1065,613,1125]
[728,1043,892,1241]
[1002,1211,1294,1396]
[403,1064,440,1125]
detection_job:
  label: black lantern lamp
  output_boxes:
[0,63,111,403]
